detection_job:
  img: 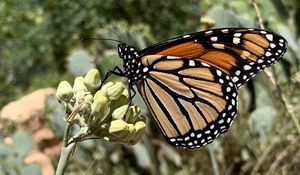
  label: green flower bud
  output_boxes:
[100,82,114,93]
[73,76,87,93]
[83,68,101,92]
[116,89,130,104]
[122,89,129,98]
[56,81,74,102]
[107,82,125,100]
[127,124,136,133]
[94,90,107,99]
[84,94,93,103]
[123,123,136,141]
[109,95,128,112]
[112,105,128,120]
[134,121,146,132]
[136,115,147,123]
[125,105,141,123]
[91,92,109,117]
[131,121,146,143]
[109,119,128,135]
[107,88,129,112]
[75,90,86,103]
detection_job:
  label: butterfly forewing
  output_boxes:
[140,28,287,88]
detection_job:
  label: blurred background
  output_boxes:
[0,0,300,175]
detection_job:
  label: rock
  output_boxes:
[0,88,56,133]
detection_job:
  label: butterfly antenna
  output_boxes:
[99,25,124,43]
[81,37,123,44]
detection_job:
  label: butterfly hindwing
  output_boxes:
[137,56,238,148]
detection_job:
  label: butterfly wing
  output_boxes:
[137,56,238,148]
[134,28,287,148]
[139,28,287,88]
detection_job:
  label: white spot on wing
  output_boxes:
[170,138,176,142]
[266,34,273,41]
[216,70,222,76]
[205,30,213,34]
[143,67,149,72]
[234,33,242,37]
[244,65,251,70]
[232,76,239,82]
[189,60,196,66]
[210,36,218,42]
[183,35,191,38]
[226,87,231,92]
[167,56,179,59]
[260,31,267,34]
[201,62,210,67]
[265,51,272,57]
[212,43,225,49]
[218,119,224,124]
[233,37,240,44]
[270,43,276,48]
[221,29,229,33]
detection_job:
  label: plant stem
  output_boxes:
[208,145,219,175]
[55,142,76,175]
[251,0,300,135]
[56,122,75,175]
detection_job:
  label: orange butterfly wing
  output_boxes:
[128,28,287,148]
[139,28,287,88]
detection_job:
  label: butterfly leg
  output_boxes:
[127,84,136,106]
[125,84,137,114]
[99,66,125,88]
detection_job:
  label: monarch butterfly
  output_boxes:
[105,28,287,149]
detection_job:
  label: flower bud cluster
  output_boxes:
[56,68,146,145]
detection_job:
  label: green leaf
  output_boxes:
[0,144,12,157]
[20,164,42,175]
[132,143,152,169]
[67,50,94,76]
[255,83,273,107]
[45,96,66,139]
[249,106,276,144]
[12,132,32,158]
[207,6,240,27]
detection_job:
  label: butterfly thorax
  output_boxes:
[118,44,145,85]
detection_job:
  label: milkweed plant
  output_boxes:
[55,68,146,175]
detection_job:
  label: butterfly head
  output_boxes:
[118,44,143,84]
[118,43,137,58]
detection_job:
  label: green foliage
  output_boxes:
[0,132,41,175]
[67,50,94,76]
